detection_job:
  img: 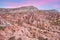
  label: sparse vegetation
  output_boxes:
[8,37,15,40]
[38,37,48,40]
[51,18,60,26]
[0,26,5,30]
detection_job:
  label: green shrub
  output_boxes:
[0,26,5,30]
[51,18,60,26]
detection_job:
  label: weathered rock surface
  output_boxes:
[0,6,60,40]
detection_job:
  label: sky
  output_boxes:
[0,0,60,11]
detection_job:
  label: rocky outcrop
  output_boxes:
[0,6,60,40]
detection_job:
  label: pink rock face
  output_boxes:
[0,6,60,40]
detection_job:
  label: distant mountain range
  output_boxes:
[0,6,60,40]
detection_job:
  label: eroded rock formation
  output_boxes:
[0,6,60,40]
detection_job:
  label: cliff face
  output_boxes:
[0,6,60,40]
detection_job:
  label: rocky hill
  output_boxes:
[0,6,60,40]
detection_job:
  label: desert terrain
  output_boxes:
[0,6,60,40]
